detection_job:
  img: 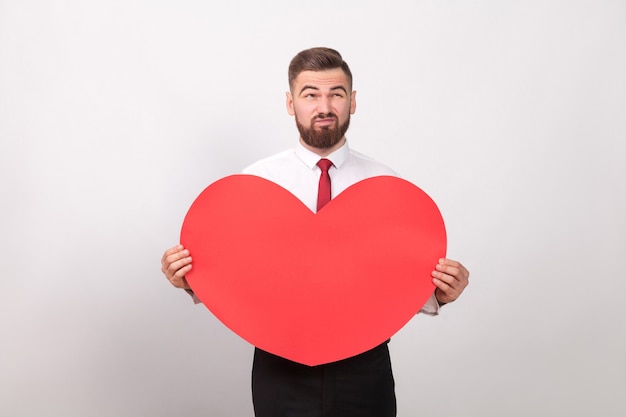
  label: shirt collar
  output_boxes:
[294,139,350,170]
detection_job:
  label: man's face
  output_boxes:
[286,68,356,153]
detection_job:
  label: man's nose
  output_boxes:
[316,96,331,113]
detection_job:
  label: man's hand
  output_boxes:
[432,258,469,305]
[161,244,193,290]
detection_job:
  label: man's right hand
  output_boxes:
[161,245,193,289]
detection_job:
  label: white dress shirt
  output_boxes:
[242,139,440,315]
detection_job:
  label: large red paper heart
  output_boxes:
[181,175,446,366]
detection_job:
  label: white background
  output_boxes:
[1,0,625,416]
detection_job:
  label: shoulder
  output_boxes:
[344,148,398,177]
[242,149,296,175]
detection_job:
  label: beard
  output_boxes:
[296,113,350,150]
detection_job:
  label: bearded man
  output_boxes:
[161,47,469,417]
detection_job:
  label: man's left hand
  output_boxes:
[432,258,469,305]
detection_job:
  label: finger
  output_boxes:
[433,280,455,305]
[433,275,452,292]
[431,267,458,286]
[433,274,464,304]
[170,265,192,288]
[436,259,469,282]
[165,255,192,278]
[432,274,460,295]
[161,245,184,263]
[432,263,465,291]
[162,248,190,270]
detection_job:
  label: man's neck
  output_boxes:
[299,137,346,157]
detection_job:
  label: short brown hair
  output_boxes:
[288,47,353,91]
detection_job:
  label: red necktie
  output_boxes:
[316,158,333,211]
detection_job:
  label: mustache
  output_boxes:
[314,113,338,120]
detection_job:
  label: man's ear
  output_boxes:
[286,91,295,116]
[350,90,357,114]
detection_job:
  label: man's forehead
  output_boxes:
[292,69,350,90]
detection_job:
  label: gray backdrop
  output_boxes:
[1,0,624,416]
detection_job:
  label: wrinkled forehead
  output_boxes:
[290,69,352,93]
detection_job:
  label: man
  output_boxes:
[161,47,469,417]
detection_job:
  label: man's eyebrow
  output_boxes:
[330,85,348,93]
[298,85,348,95]
[299,85,319,95]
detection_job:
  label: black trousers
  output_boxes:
[252,341,396,417]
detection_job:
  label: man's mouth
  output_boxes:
[314,117,336,126]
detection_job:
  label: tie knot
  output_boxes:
[317,158,333,173]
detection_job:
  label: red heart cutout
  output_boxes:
[181,175,446,366]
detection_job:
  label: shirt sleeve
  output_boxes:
[185,289,203,305]
[418,293,440,316]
